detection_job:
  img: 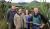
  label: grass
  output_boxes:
[0,19,8,29]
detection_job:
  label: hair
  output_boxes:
[22,10,26,15]
[32,7,40,14]
[32,7,40,10]
[11,5,16,6]
[11,5,16,8]
[32,7,40,11]
[28,10,32,15]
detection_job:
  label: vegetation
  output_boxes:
[0,2,10,29]
[0,19,8,29]
[0,1,50,29]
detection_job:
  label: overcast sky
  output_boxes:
[5,0,50,3]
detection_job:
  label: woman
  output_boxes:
[21,10,27,29]
[25,10,32,29]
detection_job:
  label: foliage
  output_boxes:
[0,2,10,29]
[0,19,8,29]
[0,1,50,29]
[0,2,5,19]
[17,1,49,16]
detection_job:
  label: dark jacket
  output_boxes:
[31,13,48,24]
[7,10,17,22]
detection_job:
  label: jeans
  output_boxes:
[27,23,30,29]
[8,22,15,29]
[32,24,40,29]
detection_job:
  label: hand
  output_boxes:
[40,25,44,29]
[7,22,9,24]
[40,24,45,29]
[30,22,32,23]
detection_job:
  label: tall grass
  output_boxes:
[0,19,8,29]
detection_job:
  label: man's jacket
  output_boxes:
[7,10,17,22]
[31,13,48,25]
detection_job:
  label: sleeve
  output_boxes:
[14,14,17,26]
[23,16,26,22]
[31,15,33,21]
[23,15,27,28]
[7,11,10,22]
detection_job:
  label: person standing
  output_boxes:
[7,5,17,29]
[25,10,32,29]
[32,7,48,29]
[20,10,26,29]
[14,9,23,29]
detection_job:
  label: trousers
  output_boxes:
[8,22,15,29]
[32,24,40,29]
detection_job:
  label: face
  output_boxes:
[19,9,22,12]
[29,14,32,16]
[22,13,25,15]
[33,8,39,14]
[11,6,16,10]
[18,9,22,14]
[26,10,28,15]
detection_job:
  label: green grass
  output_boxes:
[0,19,8,29]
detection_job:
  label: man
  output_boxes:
[7,5,17,29]
[14,9,23,29]
[32,7,48,29]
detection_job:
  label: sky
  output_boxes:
[5,0,50,3]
